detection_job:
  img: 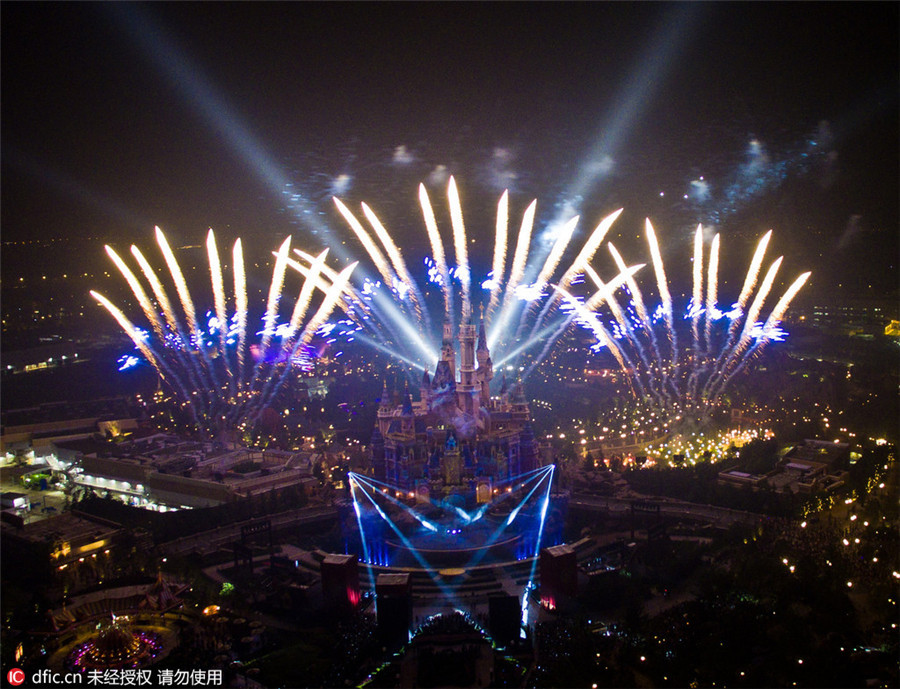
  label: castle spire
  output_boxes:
[477,305,488,352]
[402,385,413,415]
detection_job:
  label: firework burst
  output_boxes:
[92,227,356,436]
[326,177,641,379]
[557,220,810,415]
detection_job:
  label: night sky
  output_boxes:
[3,2,898,298]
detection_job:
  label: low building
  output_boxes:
[777,440,849,494]
[717,469,769,490]
[51,434,315,512]
[1,398,138,456]
[1,491,30,510]
[1,510,122,566]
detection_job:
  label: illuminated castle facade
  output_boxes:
[371,306,539,495]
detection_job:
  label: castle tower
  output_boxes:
[400,389,415,436]
[441,317,455,380]
[457,303,478,414]
[420,370,431,405]
[377,379,393,435]
[509,378,530,426]
[499,374,510,410]
[476,308,493,404]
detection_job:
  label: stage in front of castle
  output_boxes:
[345,465,562,570]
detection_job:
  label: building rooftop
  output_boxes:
[322,553,356,566]
[377,573,411,586]
[543,544,575,557]
[3,510,120,546]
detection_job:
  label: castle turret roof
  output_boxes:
[477,309,488,352]
[432,360,455,389]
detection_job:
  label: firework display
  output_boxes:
[95,178,808,437]
[327,177,640,376]
[556,221,810,414]
[326,178,808,417]
[92,227,356,436]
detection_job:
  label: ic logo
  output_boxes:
[7,668,25,686]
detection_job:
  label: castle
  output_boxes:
[371,306,540,497]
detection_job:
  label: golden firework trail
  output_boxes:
[763,271,811,333]
[521,262,643,381]
[732,255,783,361]
[736,230,773,310]
[534,215,580,292]
[155,226,199,338]
[418,183,453,316]
[645,219,674,328]
[584,264,632,336]
[607,243,653,330]
[333,197,396,287]
[289,248,431,361]
[510,213,581,343]
[560,209,624,289]
[526,208,625,344]
[703,232,720,353]
[131,245,182,341]
[246,236,293,395]
[447,176,471,314]
[701,229,774,399]
[361,201,430,331]
[286,248,330,340]
[491,198,537,347]
[505,199,538,300]
[105,245,166,341]
[206,229,233,392]
[90,289,197,425]
[233,238,248,379]
[207,230,229,350]
[711,270,811,399]
[586,261,663,405]
[691,225,704,357]
[91,290,164,376]
[487,190,509,319]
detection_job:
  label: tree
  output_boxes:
[582,452,596,472]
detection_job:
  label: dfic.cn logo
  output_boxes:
[7,668,25,686]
